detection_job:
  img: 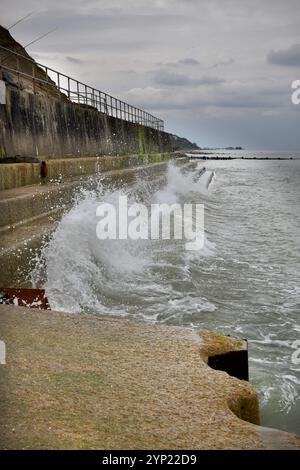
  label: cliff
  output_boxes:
[0,25,65,100]
[170,134,199,151]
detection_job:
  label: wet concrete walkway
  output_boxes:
[0,305,299,449]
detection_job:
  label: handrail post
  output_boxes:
[77,81,80,104]
[32,63,36,94]
[16,56,20,89]
[57,72,61,100]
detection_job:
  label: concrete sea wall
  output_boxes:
[0,83,176,160]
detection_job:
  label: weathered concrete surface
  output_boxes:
[0,216,55,288]
[0,84,177,160]
[0,161,40,191]
[0,153,173,192]
[0,154,173,227]
[0,305,299,449]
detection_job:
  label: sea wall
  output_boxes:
[0,83,176,160]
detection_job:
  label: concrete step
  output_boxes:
[0,158,173,229]
[0,153,172,191]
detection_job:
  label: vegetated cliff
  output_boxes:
[0,25,38,69]
[170,134,199,150]
[0,25,64,100]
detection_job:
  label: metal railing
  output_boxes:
[0,45,164,131]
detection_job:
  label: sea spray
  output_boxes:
[32,162,213,315]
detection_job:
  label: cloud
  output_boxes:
[157,57,200,67]
[212,59,235,67]
[267,44,300,67]
[262,110,281,116]
[178,58,200,66]
[153,70,189,86]
[66,56,83,64]
[197,75,225,86]
[122,79,285,113]
[153,69,224,87]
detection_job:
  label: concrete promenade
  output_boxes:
[0,305,299,449]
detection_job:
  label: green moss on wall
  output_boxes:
[137,153,172,164]
[138,125,146,154]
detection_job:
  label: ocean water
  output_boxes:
[33,151,300,434]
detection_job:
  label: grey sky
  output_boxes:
[1,0,300,149]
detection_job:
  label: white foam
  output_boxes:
[32,162,215,317]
